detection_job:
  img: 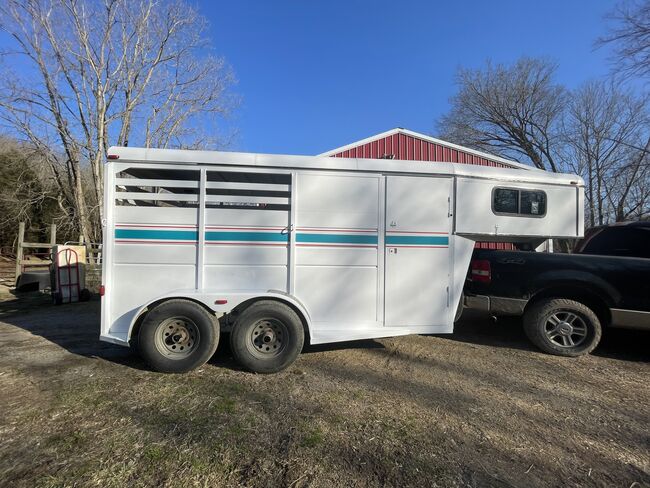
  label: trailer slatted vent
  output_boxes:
[206,171,291,211]
[115,168,200,207]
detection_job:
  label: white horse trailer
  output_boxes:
[101,147,584,373]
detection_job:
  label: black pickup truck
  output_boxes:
[464,222,650,356]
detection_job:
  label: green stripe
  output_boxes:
[115,229,445,246]
[205,231,287,242]
[296,233,378,244]
[115,229,198,240]
[386,235,448,246]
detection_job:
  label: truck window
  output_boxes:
[579,227,650,258]
[493,188,546,217]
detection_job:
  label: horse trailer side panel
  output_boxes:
[107,167,202,339]
[294,173,381,324]
[202,168,292,292]
[454,177,581,238]
[384,176,453,328]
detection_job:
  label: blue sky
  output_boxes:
[204,0,618,155]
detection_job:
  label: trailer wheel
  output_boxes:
[523,298,601,357]
[230,300,304,374]
[138,299,219,373]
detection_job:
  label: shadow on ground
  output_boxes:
[449,309,649,362]
[0,298,646,374]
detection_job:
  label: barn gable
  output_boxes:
[320,127,530,170]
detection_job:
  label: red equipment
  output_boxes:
[55,248,81,304]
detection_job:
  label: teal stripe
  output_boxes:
[386,235,448,246]
[296,233,378,245]
[115,229,445,246]
[115,229,198,240]
[205,231,287,242]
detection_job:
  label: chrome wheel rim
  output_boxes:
[247,318,288,359]
[154,316,199,359]
[544,311,588,348]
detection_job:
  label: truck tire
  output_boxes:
[230,300,304,374]
[138,299,219,373]
[523,298,602,357]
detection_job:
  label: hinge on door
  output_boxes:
[446,286,449,307]
[447,197,452,217]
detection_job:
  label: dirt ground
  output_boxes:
[0,294,648,488]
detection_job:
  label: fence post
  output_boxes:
[15,222,25,287]
[50,224,57,246]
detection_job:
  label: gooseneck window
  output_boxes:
[492,188,547,217]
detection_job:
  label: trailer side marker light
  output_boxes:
[107,154,119,160]
[214,299,228,305]
[99,285,105,296]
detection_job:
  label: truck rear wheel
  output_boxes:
[523,298,601,357]
[138,299,219,373]
[230,300,304,374]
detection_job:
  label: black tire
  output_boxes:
[230,300,304,374]
[138,299,219,373]
[523,298,602,357]
[79,288,91,302]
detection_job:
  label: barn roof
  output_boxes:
[319,127,537,171]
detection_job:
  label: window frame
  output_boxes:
[491,187,547,218]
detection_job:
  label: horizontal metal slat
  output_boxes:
[205,181,290,192]
[205,195,289,205]
[115,178,199,189]
[115,192,198,202]
[21,243,55,248]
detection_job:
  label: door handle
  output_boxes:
[389,247,398,254]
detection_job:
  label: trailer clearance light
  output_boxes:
[470,260,491,284]
[214,299,228,305]
[99,285,105,296]
[107,154,119,160]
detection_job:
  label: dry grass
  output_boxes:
[0,301,648,487]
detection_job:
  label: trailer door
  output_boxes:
[384,176,452,327]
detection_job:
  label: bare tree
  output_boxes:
[564,81,650,225]
[0,0,236,242]
[597,0,650,79]
[0,136,66,251]
[437,58,567,172]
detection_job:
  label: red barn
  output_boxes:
[320,128,531,249]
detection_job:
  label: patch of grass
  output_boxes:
[300,426,324,448]
[143,444,166,462]
[189,455,212,474]
[37,474,71,488]
[46,430,86,450]
[213,396,237,414]
[225,423,245,438]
